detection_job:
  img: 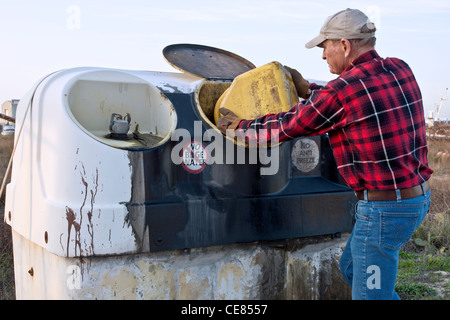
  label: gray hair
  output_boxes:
[348,37,377,49]
[331,24,377,49]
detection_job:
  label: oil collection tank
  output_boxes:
[5,44,356,299]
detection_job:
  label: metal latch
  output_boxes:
[109,113,131,139]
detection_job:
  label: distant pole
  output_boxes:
[0,112,15,123]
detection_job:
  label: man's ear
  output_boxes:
[340,39,352,58]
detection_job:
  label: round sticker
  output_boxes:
[181,141,209,174]
[291,138,320,173]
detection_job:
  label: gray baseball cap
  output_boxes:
[305,8,376,49]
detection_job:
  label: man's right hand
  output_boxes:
[285,66,311,99]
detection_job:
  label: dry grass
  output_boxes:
[397,135,450,300]
[0,135,13,194]
[0,135,14,300]
[410,136,450,255]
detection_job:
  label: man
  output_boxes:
[218,8,433,300]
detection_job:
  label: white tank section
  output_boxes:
[5,67,200,259]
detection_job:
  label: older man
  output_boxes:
[218,8,433,300]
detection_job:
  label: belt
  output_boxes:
[355,181,429,201]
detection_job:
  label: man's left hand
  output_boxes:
[217,108,242,135]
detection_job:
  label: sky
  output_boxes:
[1,0,449,119]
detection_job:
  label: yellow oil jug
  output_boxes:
[214,61,298,124]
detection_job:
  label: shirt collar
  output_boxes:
[345,50,380,72]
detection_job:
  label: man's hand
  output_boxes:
[217,108,242,135]
[285,66,311,99]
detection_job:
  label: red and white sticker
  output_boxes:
[181,141,209,174]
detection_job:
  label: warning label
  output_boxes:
[291,138,319,173]
[181,141,209,174]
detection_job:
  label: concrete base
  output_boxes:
[13,230,351,300]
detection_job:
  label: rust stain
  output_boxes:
[66,206,81,257]
[87,168,99,256]
[65,165,99,258]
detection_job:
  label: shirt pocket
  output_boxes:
[380,212,420,251]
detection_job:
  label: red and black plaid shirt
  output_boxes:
[237,50,433,191]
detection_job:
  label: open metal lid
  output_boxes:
[163,44,256,80]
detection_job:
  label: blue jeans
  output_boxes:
[340,187,431,300]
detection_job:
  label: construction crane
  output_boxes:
[433,88,448,122]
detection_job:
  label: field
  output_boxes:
[0,135,14,300]
[396,133,450,300]
[0,133,449,300]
